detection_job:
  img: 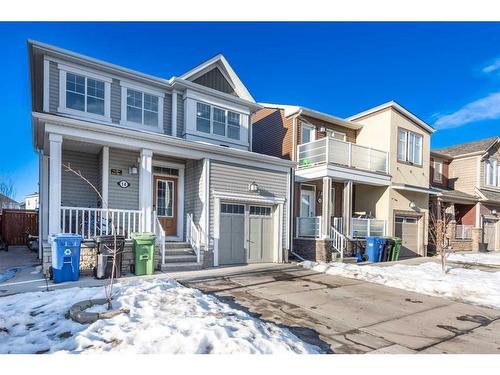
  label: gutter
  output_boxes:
[291,109,303,162]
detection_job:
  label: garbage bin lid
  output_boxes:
[131,232,156,239]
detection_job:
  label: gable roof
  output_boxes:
[347,101,435,134]
[432,137,499,158]
[259,103,362,130]
[179,54,255,102]
[0,193,19,206]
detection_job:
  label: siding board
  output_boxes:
[49,61,59,113]
[110,79,121,124]
[61,150,100,207]
[177,93,184,137]
[163,92,173,135]
[193,67,237,96]
[209,161,289,247]
[108,149,140,210]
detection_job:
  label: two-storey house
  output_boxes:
[253,101,435,261]
[29,40,294,273]
[430,137,500,251]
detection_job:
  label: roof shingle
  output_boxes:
[433,137,499,157]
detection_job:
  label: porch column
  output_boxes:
[40,153,49,242]
[343,180,353,236]
[139,148,153,232]
[101,146,109,208]
[48,133,62,237]
[321,177,332,238]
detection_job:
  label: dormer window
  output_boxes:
[58,64,111,120]
[120,81,164,130]
[196,101,241,140]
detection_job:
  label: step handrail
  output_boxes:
[153,210,166,265]
[186,213,201,263]
[329,225,347,260]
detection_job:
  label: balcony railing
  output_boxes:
[297,137,389,174]
[455,224,473,240]
[351,218,386,238]
[60,206,143,240]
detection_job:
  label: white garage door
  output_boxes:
[395,216,419,258]
[219,203,275,265]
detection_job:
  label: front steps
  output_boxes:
[331,252,358,264]
[160,242,202,272]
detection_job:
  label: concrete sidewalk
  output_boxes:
[177,263,500,354]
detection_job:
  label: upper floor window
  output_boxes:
[326,129,347,141]
[196,102,241,140]
[301,123,315,144]
[397,128,423,166]
[433,158,443,183]
[59,64,111,120]
[120,82,164,129]
[485,159,500,187]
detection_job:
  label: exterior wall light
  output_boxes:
[409,201,416,209]
[129,166,138,175]
[248,181,259,193]
[492,209,497,216]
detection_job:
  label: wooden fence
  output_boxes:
[0,209,38,245]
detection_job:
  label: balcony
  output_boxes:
[297,138,389,175]
[295,216,386,239]
[351,217,386,238]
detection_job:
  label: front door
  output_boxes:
[153,175,177,236]
[300,186,316,217]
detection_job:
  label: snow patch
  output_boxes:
[0,278,319,354]
[446,252,500,266]
[301,261,500,310]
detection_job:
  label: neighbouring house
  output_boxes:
[0,193,20,212]
[24,192,39,210]
[252,101,435,262]
[29,40,294,273]
[430,136,500,251]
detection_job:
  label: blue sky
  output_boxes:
[1,22,500,201]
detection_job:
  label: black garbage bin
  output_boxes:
[94,235,125,279]
[381,238,395,262]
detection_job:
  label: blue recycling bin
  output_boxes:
[50,234,82,283]
[365,236,386,263]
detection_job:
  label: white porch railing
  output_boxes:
[60,207,143,240]
[153,211,166,265]
[455,224,473,240]
[186,213,201,263]
[297,137,389,174]
[332,217,343,232]
[329,225,346,259]
[351,217,386,238]
[296,216,322,238]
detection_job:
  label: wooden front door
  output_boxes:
[153,175,177,236]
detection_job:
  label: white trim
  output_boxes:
[35,112,295,170]
[57,62,113,83]
[299,184,316,217]
[101,146,109,207]
[152,159,185,170]
[203,159,211,249]
[139,148,153,232]
[120,86,164,131]
[48,133,62,237]
[295,164,391,186]
[212,190,286,204]
[326,129,347,142]
[119,79,165,97]
[392,183,438,195]
[41,154,49,241]
[184,89,250,115]
[348,101,435,134]
[58,69,111,122]
[178,167,185,241]
[43,59,50,112]
[171,91,178,137]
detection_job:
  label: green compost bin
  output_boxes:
[131,232,156,275]
[384,236,402,261]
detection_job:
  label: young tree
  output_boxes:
[62,162,120,309]
[0,179,15,199]
[428,199,455,273]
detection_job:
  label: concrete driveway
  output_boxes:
[175,263,500,354]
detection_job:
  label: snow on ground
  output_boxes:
[301,260,500,310]
[446,252,500,266]
[0,278,319,354]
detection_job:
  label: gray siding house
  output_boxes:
[29,40,294,272]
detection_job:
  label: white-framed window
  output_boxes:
[433,158,443,183]
[326,129,347,141]
[397,128,423,166]
[485,159,500,187]
[120,81,164,129]
[58,64,111,120]
[196,101,241,140]
[301,122,316,144]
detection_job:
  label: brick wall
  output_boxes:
[293,238,332,262]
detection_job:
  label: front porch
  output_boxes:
[293,176,389,261]
[39,135,210,272]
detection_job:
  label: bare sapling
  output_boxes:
[62,162,120,309]
[429,200,454,273]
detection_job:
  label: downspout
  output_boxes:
[290,109,302,261]
[291,109,303,162]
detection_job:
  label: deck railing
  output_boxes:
[297,137,389,174]
[351,217,386,238]
[186,213,202,263]
[60,206,143,240]
[455,224,473,240]
[296,216,322,238]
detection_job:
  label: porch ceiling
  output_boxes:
[62,139,102,155]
